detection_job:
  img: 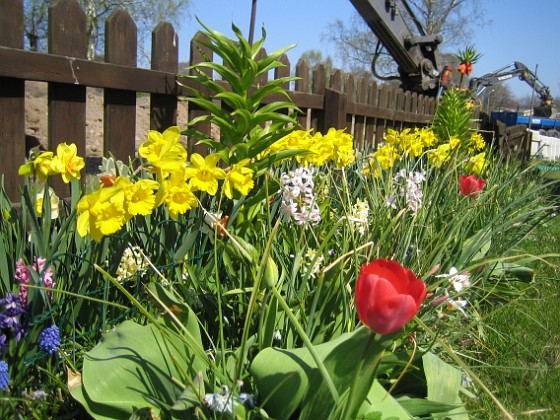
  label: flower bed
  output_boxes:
[0,23,557,419]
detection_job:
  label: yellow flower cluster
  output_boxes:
[263,128,355,168]
[364,127,487,177]
[19,143,85,183]
[75,126,256,241]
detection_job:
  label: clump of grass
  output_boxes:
[467,211,560,418]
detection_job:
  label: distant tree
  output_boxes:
[24,0,193,62]
[477,84,517,113]
[324,0,488,80]
[24,0,53,52]
[299,50,334,73]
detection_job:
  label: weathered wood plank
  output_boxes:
[48,0,87,196]
[104,10,137,161]
[150,22,178,131]
[0,0,25,201]
[295,58,310,129]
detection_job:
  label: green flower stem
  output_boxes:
[270,284,340,404]
[415,316,514,420]
[235,219,280,386]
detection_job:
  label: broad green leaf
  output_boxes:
[74,320,206,418]
[423,352,467,419]
[356,380,413,419]
[250,327,393,419]
[300,328,393,420]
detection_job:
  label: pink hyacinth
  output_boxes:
[15,259,31,306]
[33,257,55,301]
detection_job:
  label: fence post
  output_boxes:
[104,10,137,162]
[323,88,347,132]
[150,22,178,131]
[48,0,88,196]
[0,0,25,201]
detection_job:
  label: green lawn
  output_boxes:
[467,209,560,418]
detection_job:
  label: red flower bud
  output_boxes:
[459,175,486,197]
[355,259,426,335]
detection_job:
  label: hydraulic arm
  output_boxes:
[349,0,442,94]
[469,62,554,117]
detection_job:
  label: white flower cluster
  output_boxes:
[435,267,472,316]
[347,198,370,235]
[302,248,324,279]
[386,169,426,213]
[280,167,321,226]
[116,245,148,282]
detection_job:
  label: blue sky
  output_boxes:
[177,0,560,100]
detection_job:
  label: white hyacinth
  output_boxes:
[280,167,321,226]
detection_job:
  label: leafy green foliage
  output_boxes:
[179,20,301,165]
[432,88,474,143]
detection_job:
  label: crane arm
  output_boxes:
[469,62,554,117]
[350,0,442,94]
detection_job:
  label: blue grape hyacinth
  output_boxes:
[0,361,9,390]
[39,324,60,355]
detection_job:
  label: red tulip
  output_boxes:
[355,259,427,335]
[459,175,486,197]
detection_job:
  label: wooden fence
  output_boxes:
[0,0,436,201]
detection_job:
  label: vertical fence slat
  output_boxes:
[104,10,137,161]
[0,0,25,201]
[345,73,355,132]
[324,89,346,132]
[355,77,368,149]
[394,88,404,130]
[295,58,310,129]
[376,84,389,146]
[48,0,87,195]
[311,64,326,131]
[150,22,178,131]
[365,80,378,148]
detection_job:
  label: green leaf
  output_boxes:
[250,327,393,419]
[356,380,413,419]
[300,328,394,420]
[423,352,466,419]
[73,320,206,418]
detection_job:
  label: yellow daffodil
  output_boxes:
[470,132,486,151]
[427,143,451,168]
[374,144,401,170]
[53,143,85,183]
[138,126,187,175]
[384,128,400,145]
[124,179,161,217]
[415,127,439,148]
[465,152,486,175]
[323,128,355,167]
[76,183,126,241]
[32,152,60,181]
[36,187,60,219]
[184,153,226,195]
[223,159,255,199]
[449,136,461,149]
